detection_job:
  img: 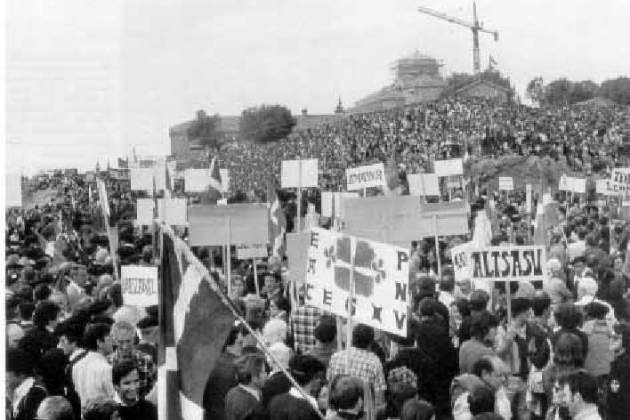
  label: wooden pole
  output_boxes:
[433,214,442,279]
[346,239,356,360]
[253,258,260,297]
[227,216,232,296]
[297,159,302,234]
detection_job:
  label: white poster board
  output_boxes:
[157,198,187,226]
[433,159,463,177]
[346,163,386,191]
[451,242,474,282]
[499,177,514,191]
[219,169,230,193]
[136,198,155,225]
[321,192,359,218]
[458,245,547,283]
[121,265,158,306]
[304,227,410,336]
[131,166,166,192]
[407,173,440,196]
[236,243,268,260]
[281,159,318,188]
[526,184,532,213]
[184,169,210,192]
[558,175,572,192]
[6,174,22,207]
[571,178,586,194]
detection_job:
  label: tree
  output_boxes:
[526,76,545,106]
[544,78,573,106]
[187,110,223,150]
[568,80,599,104]
[239,105,296,144]
[599,77,630,105]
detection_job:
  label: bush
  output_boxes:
[239,105,296,144]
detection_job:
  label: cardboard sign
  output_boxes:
[136,198,155,225]
[286,232,310,291]
[526,184,532,214]
[219,169,230,193]
[188,204,269,246]
[321,192,359,218]
[571,178,586,194]
[499,177,514,191]
[184,169,210,192]
[121,265,158,306]
[304,228,410,336]
[558,175,572,192]
[108,168,129,181]
[464,245,547,283]
[6,173,22,208]
[433,159,463,177]
[157,199,187,226]
[346,163,386,191]
[407,173,440,196]
[446,176,461,190]
[236,243,267,260]
[343,196,468,247]
[130,166,166,192]
[281,159,319,188]
[451,242,474,282]
[596,179,609,194]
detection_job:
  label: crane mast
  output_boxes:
[417,1,498,74]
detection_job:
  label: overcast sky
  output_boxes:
[5,0,630,174]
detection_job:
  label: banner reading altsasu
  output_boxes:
[467,245,547,283]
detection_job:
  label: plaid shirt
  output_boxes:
[326,347,386,393]
[107,349,156,397]
[290,305,321,354]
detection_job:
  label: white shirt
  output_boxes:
[573,404,602,420]
[72,351,116,408]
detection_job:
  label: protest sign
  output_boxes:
[596,179,609,194]
[286,232,310,291]
[343,196,468,247]
[462,245,547,283]
[188,204,269,246]
[130,165,166,192]
[157,199,187,226]
[304,228,410,336]
[109,168,129,181]
[571,178,586,194]
[121,265,158,306]
[558,175,572,192]
[446,176,461,190]
[526,184,532,213]
[407,173,440,196]
[321,192,359,218]
[184,169,210,192]
[433,158,463,177]
[281,159,318,188]
[345,163,386,191]
[236,243,268,260]
[136,198,155,225]
[6,174,22,207]
[451,242,474,282]
[499,177,514,191]
[219,169,230,193]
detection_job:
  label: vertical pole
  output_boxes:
[227,216,232,297]
[346,238,356,361]
[506,282,513,325]
[297,159,302,234]
[434,214,442,279]
[253,258,260,297]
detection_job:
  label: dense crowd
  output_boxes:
[6,98,630,420]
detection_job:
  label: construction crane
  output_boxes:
[417,2,498,74]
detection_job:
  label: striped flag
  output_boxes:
[159,228,236,420]
[268,183,287,257]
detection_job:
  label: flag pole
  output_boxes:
[227,215,232,297]
[297,159,302,234]
[253,258,260,297]
[346,239,356,360]
[433,214,442,280]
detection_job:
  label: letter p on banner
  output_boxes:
[121,265,159,307]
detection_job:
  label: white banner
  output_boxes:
[346,163,386,191]
[136,198,155,225]
[281,159,319,188]
[499,177,514,191]
[131,166,166,192]
[407,173,440,196]
[6,174,22,207]
[451,242,474,282]
[236,243,268,260]
[434,158,463,177]
[157,198,187,226]
[558,175,572,192]
[526,184,532,214]
[121,265,158,306]
[321,192,359,218]
[304,227,410,336]
[571,178,586,194]
[460,245,547,283]
[184,169,210,192]
[219,169,230,193]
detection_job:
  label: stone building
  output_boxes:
[454,79,511,102]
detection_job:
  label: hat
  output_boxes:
[387,366,418,391]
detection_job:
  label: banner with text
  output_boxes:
[121,265,158,306]
[434,158,463,177]
[346,163,386,191]
[463,245,547,283]
[236,243,268,260]
[305,228,410,336]
[499,177,514,191]
[281,159,319,188]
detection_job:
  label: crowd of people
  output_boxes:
[6,96,630,420]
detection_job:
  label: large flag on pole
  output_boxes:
[208,157,223,194]
[268,183,287,257]
[96,178,110,220]
[159,227,237,420]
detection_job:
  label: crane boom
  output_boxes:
[417,5,476,30]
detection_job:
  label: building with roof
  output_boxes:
[351,51,446,113]
[454,79,511,102]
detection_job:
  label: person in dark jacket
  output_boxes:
[112,360,157,420]
[608,324,630,420]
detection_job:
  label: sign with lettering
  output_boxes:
[121,265,158,306]
[346,163,386,191]
[281,159,319,188]
[465,245,547,283]
[571,177,586,194]
[433,158,463,177]
[304,227,410,336]
[559,175,572,192]
[236,243,267,260]
[451,242,474,282]
[499,177,514,191]
[407,173,440,196]
[188,204,269,246]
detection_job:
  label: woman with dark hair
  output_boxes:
[269,294,290,323]
[400,399,435,420]
[36,348,82,420]
[19,301,62,366]
[551,303,588,359]
[542,331,585,405]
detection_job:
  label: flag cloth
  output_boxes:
[118,157,128,169]
[268,184,287,257]
[208,157,223,193]
[160,229,237,420]
[164,164,173,199]
[96,178,110,220]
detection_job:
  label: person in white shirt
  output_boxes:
[558,371,602,420]
[567,229,587,263]
[72,323,117,409]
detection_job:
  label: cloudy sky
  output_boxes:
[5,0,630,174]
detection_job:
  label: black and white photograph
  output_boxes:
[3,1,630,420]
